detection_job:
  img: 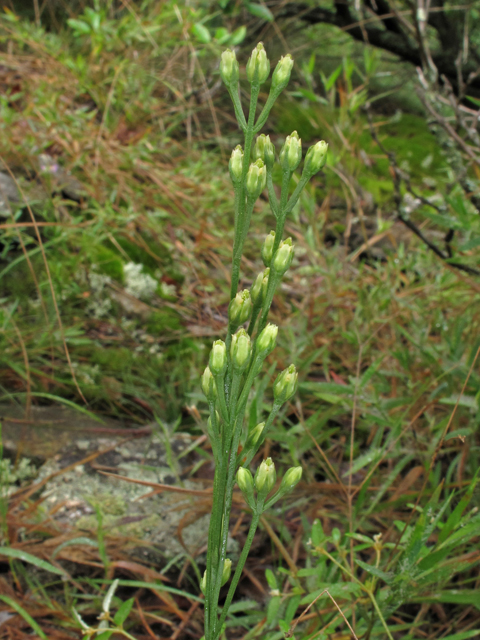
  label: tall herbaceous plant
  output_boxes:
[201,43,328,640]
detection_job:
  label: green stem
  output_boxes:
[247,298,262,336]
[266,169,278,219]
[228,85,247,132]
[205,454,227,638]
[230,83,260,300]
[214,374,229,425]
[254,88,282,133]
[214,505,263,639]
[240,401,282,468]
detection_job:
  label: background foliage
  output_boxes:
[0,1,479,639]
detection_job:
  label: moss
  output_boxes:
[92,245,125,282]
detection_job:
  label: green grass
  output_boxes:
[0,2,479,639]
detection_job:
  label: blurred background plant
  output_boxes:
[0,1,479,639]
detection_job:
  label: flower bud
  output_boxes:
[253,134,275,170]
[261,231,276,267]
[221,558,232,586]
[246,159,267,199]
[237,467,255,508]
[271,54,294,92]
[202,366,217,401]
[220,49,239,86]
[230,328,252,371]
[209,340,227,376]
[273,364,298,403]
[272,238,294,275]
[228,289,252,327]
[303,140,328,176]
[250,271,264,305]
[254,457,276,494]
[246,42,270,84]
[279,466,302,493]
[256,323,278,357]
[279,131,302,172]
[229,145,244,184]
[245,422,265,450]
[200,570,207,594]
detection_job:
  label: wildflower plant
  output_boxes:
[201,43,328,640]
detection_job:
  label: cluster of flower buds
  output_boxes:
[237,458,303,510]
[303,140,328,176]
[253,134,275,170]
[228,289,252,328]
[273,364,298,403]
[246,42,270,84]
[202,366,217,402]
[261,231,276,267]
[200,558,232,594]
[230,328,252,372]
[229,145,244,184]
[280,131,302,172]
[250,268,270,305]
[272,238,294,275]
[246,159,267,199]
[209,340,227,377]
[219,49,239,87]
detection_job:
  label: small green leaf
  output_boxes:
[0,596,48,640]
[265,568,278,589]
[246,3,274,22]
[0,547,66,576]
[355,559,393,583]
[53,537,98,559]
[113,598,135,626]
[229,25,246,45]
[95,632,115,640]
[192,23,211,43]
[67,19,91,35]
[103,579,119,613]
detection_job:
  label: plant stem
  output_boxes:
[214,505,263,638]
[230,83,260,301]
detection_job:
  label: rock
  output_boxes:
[1,404,238,567]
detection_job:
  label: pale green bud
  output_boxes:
[250,271,264,305]
[221,558,232,586]
[303,140,328,175]
[279,131,302,172]
[230,328,252,371]
[271,54,294,92]
[273,364,298,403]
[250,268,269,305]
[228,289,252,327]
[245,422,265,450]
[229,145,244,184]
[246,159,267,199]
[236,467,255,508]
[253,134,275,170]
[246,42,270,84]
[256,323,278,357]
[272,237,294,274]
[202,366,217,401]
[261,231,276,267]
[220,49,239,86]
[200,570,207,594]
[209,340,227,376]
[254,457,276,493]
[279,466,302,493]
